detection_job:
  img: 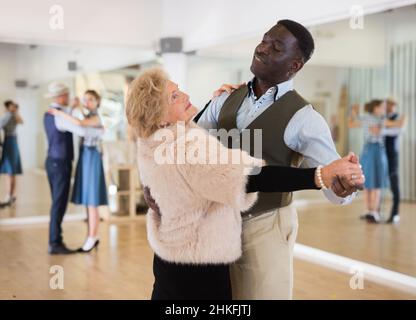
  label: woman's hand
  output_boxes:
[71,97,81,109]
[212,83,245,98]
[316,152,365,195]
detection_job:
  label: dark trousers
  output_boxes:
[151,254,232,300]
[386,152,400,216]
[46,157,72,246]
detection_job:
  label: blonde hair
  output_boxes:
[126,68,169,138]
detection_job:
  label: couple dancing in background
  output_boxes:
[0,100,23,208]
[349,99,406,224]
[44,83,108,255]
[126,19,365,300]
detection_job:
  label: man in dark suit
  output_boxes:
[384,98,405,223]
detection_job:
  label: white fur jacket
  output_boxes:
[136,121,262,265]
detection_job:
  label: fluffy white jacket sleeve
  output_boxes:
[176,131,262,211]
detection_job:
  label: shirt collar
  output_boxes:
[247,77,294,101]
[49,102,67,109]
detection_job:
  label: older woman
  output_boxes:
[126,68,363,300]
[0,100,23,207]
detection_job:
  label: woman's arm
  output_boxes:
[246,157,365,193]
[347,113,362,128]
[49,108,100,127]
[347,105,362,128]
[246,166,318,193]
[385,116,406,128]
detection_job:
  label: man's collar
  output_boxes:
[247,77,294,100]
[49,102,66,109]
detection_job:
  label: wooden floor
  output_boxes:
[1,218,415,300]
[295,191,416,277]
[0,171,415,299]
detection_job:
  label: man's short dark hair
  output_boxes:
[277,19,315,62]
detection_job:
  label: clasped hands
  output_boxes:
[318,152,365,197]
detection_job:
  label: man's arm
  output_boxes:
[284,105,358,205]
[382,125,405,136]
[54,115,104,137]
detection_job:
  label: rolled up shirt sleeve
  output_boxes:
[0,112,13,129]
[382,126,404,137]
[284,105,356,205]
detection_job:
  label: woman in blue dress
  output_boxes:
[50,90,107,252]
[349,99,405,223]
[0,100,23,207]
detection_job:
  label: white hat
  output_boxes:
[45,82,70,98]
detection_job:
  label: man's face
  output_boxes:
[55,93,69,106]
[387,102,397,114]
[250,24,303,83]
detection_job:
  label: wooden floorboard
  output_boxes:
[1,218,414,300]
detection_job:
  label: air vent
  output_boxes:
[15,80,28,88]
[68,61,77,71]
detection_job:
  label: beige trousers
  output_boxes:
[230,205,299,300]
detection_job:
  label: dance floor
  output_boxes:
[295,191,416,277]
[0,170,415,299]
[1,218,415,300]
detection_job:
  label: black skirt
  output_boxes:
[151,254,232,300]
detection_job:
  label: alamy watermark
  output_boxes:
[349,265,365,290]
[49,265,64,290]
[349,5,364,30]
[49,4,64,30]
[151,122,263,175]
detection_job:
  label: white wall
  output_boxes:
[0,0,162,47]
[1,0,413,51]
[162,0,416,51]
[13,44,156,87]
[186,56,242,110]
[0,45,17,103]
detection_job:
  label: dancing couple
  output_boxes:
[126,17,364,301]
[44,82,108,254]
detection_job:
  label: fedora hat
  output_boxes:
[45,82,70,98]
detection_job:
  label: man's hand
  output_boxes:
[47,108,60,116]
[212,83,245,98]
[320,152,365,197]
[143,186,161,215]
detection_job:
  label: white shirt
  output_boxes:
[49,103,104,139]
[197,78,355,205]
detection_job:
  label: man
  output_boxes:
[195,19,360,299]
[44,82,103,254]
[384,98,405,224]
[145,19,362,299]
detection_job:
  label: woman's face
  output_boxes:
[83,93,99,111]
[7,103,18,113]
[374,102,386,117]
[163,81,198,125]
